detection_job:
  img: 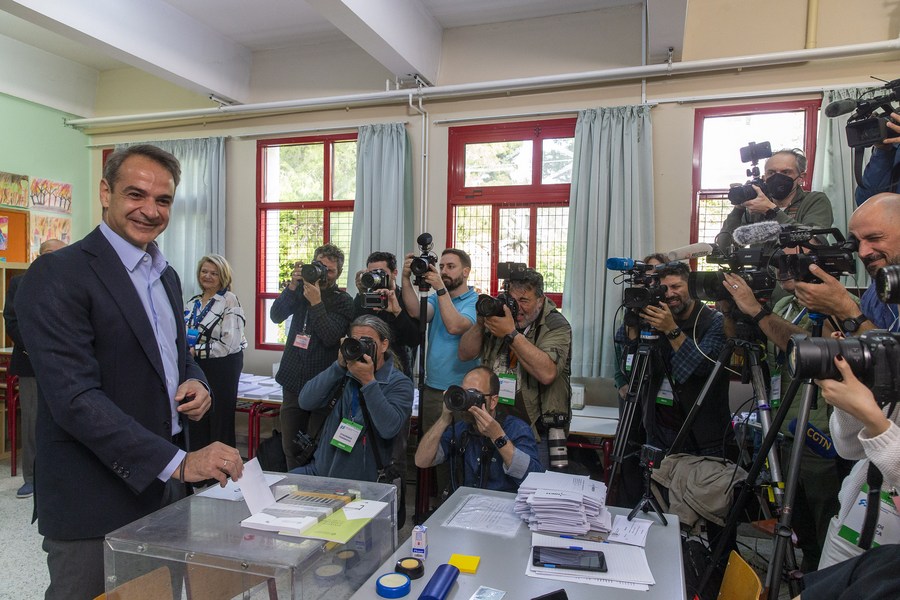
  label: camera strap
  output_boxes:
[859,395,900,549]
[309,377,347,443]
[355,386,390,475]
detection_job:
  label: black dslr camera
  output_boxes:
[728,141,773,205]
[411,233,438,290]
[361,268,390,309]
[301,260,328,284]
[443,385,485,412]
[340,336,377,363]
[293,430,317,466]
[475,261,528,319]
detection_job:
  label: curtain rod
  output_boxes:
[651,81,877,105]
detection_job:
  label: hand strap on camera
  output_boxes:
[356,386,390,476]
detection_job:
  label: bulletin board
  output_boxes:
[0,208,29,263]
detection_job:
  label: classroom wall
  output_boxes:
[80,0,900,374]
[0,93,91,247]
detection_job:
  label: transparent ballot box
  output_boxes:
[104,474,397,600]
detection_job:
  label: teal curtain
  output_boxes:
[563,106,655,378]
[813,89,870,289]
[116,137,226,288]
[350,123,413,276]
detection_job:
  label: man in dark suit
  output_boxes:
[16,145,244,600]
[3,238,66,500]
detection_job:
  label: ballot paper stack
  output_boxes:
[514,471,611,536]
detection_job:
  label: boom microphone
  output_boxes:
[823,98,859,118]
[732,221,783,246]
[666,243,713,261]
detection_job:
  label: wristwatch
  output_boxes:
[764,206,781,220]
[435,287,448,296]
[504,330,520,344]
[493,435,509,449]
[666,327,682,340]
[751,306,772,325]
[842,314,869,333]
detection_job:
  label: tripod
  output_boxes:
[413,281,431,524]
[628,445,668,525]
[697,312,828,599]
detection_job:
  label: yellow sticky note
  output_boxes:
[448,553,481,574]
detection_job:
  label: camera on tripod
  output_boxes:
[688,239,774,303]
[772,226,858,283]
[361,268,390,309]
[301,260,328,284]
[411,233,438,290]
[606,258,668,331]
[728,141,773,205]
[787,330,900,403]
[639,444,665,469]
[475,261,528,318]
[876,264,900,303]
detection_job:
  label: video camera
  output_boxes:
[476,261,528,319]
[443,385,485,412]
[361,268,390,309]
[876,264,900,304]
[340,336,377,363]
[728,141,773,205]
[606,257,668,333]
[688,232,775,302]
[411,233,438,290]
[787,330,900,405]
[823,79,900,149]
[301,260,328,284]
[772,226,858,283]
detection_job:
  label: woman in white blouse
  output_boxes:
[184,254,247,448]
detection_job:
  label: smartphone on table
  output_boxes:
[532,546,607,573]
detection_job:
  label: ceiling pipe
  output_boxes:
[65,36,900,129]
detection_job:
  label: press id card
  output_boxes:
[837,484,900,547]
[656,379,674,406]
[330,419,363,452]
[498,373,517,406]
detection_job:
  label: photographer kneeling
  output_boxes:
[813,351,900,569]
[290,315,413,483]
[415,366,543,493]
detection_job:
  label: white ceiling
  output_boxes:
[0,0,686,116]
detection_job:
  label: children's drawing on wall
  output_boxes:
[0,216,8,251]
[0,171,29,208]
[31,215,71,261]
[30,178,73,214]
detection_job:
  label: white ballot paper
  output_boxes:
[238,458,318,536]
[608,515,653,547]
[198,471,285,502]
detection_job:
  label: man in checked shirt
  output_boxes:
[616,261,734,459]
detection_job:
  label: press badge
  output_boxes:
[330,419,363,452]
[293,333,311,349]
[837,484,900,547]
[656,379,674,406]
[770,371,782,408]
[625,353,634,372]
[498,373,517,406]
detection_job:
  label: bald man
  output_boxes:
[793,193,900,333]
[4,238,67,499]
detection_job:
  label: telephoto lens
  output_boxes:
[876,265,900,304]
[548,427,569,470]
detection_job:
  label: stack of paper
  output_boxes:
[515,471,611,535]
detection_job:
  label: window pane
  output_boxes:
[464,141,533,187]
[542,137,574,184]
[262,298,290,345]
[329,211,354,289]
[499,208,530,265]
[263,208,324,293]
[265,143,324,202]
[536,207,569,294]
[695,192,733,272]
[701,112,807,189]
[333,141,357,200]
[454,205,492,293]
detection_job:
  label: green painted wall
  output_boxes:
[0,93,90,252]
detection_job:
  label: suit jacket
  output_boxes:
[3,274,33,377]
[16,227,206,540]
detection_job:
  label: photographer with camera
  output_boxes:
[289,315,413,485]
[854,111,900,206]
[616,262,734,458]
[414,366,543,493]
[720,254,851,572]
[812,353,900,569]
[794,193,900,334]
[457,268,572,469]
[271,243,354,470]
[353,251,419,376]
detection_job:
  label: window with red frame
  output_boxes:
[256,134,357,349]
[690,100,820,271]
[447,119,575,306]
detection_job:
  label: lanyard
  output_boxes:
[186,294,220,327]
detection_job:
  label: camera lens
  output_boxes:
[786,335,870,380]
[340,337,365,362]
[301,261,326,284]
[443,385,483,412]
[548,428,568,471]
[410,257,430,276]
[475,294,504,317]
[877,265,900,304]
[361,269,386,290]
[687,271,727,302]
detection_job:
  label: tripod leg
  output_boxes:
[646,494,668,527]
